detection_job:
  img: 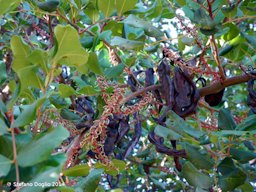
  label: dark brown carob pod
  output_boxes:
[205,88,225,107]
[172,67,200,117]
[247,79,256,113]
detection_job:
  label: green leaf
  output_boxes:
[63,164,90,177]
[124,15,164,38]
[0,118,8,136]
[17,125,69,167]
[219,44,235,56]
[219,130,248,137]
[10,36,43,93]
[238,182,254,192]
[86,52,103,75]
[222,5,237,18]
[97,0,115,17]
[75,169,104,192]
[183,143,214,170]
[236,115,256,131]
[53,25,89,67]
[175,0,186,6]
[230,148,256,163]
[166,111,205,140]
[36,0,60,12]
[154,124,182,140]
[77,85,100,96]
[20,166,62,192]
[60,108,81,121]
[28,49,49,74]
[59,84,76,98]
[104,63,125,79]
[181,161,213,190]
[84,3,100,23]
[0,0,19,16]
[217,157,235,176]
[12,97,46,128]
[0,61,7,86]
[115,0,137,15]
[10,36,30,72]
[0,155,12,177]
[241,31,256,48]
[218,108,236,130]
[111,36,144,50]
[218,168,246,192]
[149,176,166,190]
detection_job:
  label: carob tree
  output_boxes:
[0,1,255,192]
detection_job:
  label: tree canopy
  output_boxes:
[0,0,256,191]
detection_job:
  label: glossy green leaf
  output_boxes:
[49,94,69,108]
[221,5,237,18]
[217,157,236,176]
[0,155,12,177]
[0,118,8,136]
[104,63,125,79]
[230,148,256,163]
[86,52,103,75]
[17,125,69,167]
[75,169,104,192]
[219,44,235,56]
[12,97,46,128]
[97,0,115,17]
[218,168,246,192]
[183,143,214,170]
[166,111,205,139]
[37,0,60,12]
[20,166,62,192]
[241,31,256,48]
[0,0,19,15]
[63,164,90,177]
[115,0,137,15]
[10,36,43,93]
[238,182,254,192]
[222,24,239,41]
[154,124,182,140]
[218,108,236,130]
[60,109,81,121]
[77,85,99,96]
[111,36,144,50]
[181,161,213,190]
[236,115,256,131]
[53,25,89,67]
[59,84,76,98]
[28,49,49,74]
[10,35,30,72]
[124,15,164,38]
[84,3,100,23]
[0,61,7,86]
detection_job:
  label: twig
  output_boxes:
[47,15,54,46]
[120,85,161,104]
[210,36,226,80]
[5,111,20,188]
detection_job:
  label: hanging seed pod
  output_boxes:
[172,67,200,117]
[205,89,225,107]
[247,79,256,113]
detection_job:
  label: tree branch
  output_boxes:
[120,74,252,104]
[199,74,251,97]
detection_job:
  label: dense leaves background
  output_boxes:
[0,0,256,191]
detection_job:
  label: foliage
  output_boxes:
[0,0,256,191]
